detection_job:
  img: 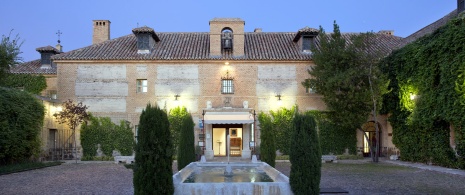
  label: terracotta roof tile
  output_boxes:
[52,32,405,61]
[36,45,60,53]
[404,9,457,43]
[9,59,56,74]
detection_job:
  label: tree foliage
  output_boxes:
[133,104,173,194]
[54,100,89,132]
[0,31,23,84]
[380,17,465,168]
[53,99,89,161]
[304,21,389,161]
[258,112,276,167]
[168,106,189,156]
[81,115,134,157]
[0,87,44,165]
[177,112,195,170]
[290,112,321,195]
[305,21,388,131]
[270,106,296,155]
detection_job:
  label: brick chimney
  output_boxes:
[458,0,465,14]
[378,30,394,35]
[92,20,110,44]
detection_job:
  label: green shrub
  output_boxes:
[177,113,195,170]
[258,112,276,167]
[81,115,134,157]
[169,106,189,156]
[1,74,46,94]
[133,104,173,195]
[290,112,321,195]
[0,87,44,165]
[318,120,357,155]
[270,107,296,155]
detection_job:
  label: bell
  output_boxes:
[224,39,231,49]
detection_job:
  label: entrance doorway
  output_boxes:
[212,124,242,157]
[362,121,382,157]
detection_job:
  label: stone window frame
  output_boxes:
[221,79,234,94]
[136,79,148,93]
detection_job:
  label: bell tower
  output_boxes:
[209,18,245,57]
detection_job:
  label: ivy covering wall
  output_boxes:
[0,87,44,165]
[80,115,135,157]
[0,74,47,94]
[380,17,465,168]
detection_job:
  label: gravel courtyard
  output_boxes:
[1,159,465,194]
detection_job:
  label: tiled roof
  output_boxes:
[9,59,56,74]
[36,45,60,53]
[52,32,405,61]
[293,27,319,42]
[132,26,160,42]
[404,9,457,43]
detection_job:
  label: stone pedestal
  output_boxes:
[205,150,214,160]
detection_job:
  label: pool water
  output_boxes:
[183,166,274,183]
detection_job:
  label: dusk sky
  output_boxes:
[1,0,457,62]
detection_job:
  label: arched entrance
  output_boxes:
[362,121,382,157]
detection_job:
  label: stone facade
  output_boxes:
[14,17,410,159]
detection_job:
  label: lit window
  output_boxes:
[221,79,234,94]
[137,79,147,93]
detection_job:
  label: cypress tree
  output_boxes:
[133,104,173,194]
[290,112,321,195]
[258,112,276,167]
[177,113,196,170]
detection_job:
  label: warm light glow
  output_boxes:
[410,93,416,100]
[225,62,229,66]
[56,106,63,112]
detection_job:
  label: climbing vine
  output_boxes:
[380,17,465,168]
[81,114,134,157]
[0,74,46,94]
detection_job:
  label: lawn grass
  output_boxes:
[0,161,63,175]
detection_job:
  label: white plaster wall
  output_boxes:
[256,80,297,95]
[257,65,296,79]
[78,98,126,112]
[77,65,126,80]
[75,81,128,96]
[155,80,200,96]
[157,65,199,79]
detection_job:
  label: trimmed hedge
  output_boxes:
[258,112,276,167]
[0,87,44,165]
[133,104,173,195]
[290,112,321,195]
[177,112,196,170]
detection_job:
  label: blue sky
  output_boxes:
[1,0,457,62]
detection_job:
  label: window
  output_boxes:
[221,79,234,94]
[306,86,316,94]
[47,90,57,99]
[137,79,147,93]
[302,36,313,53]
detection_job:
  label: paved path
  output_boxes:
[384,159,465,177]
